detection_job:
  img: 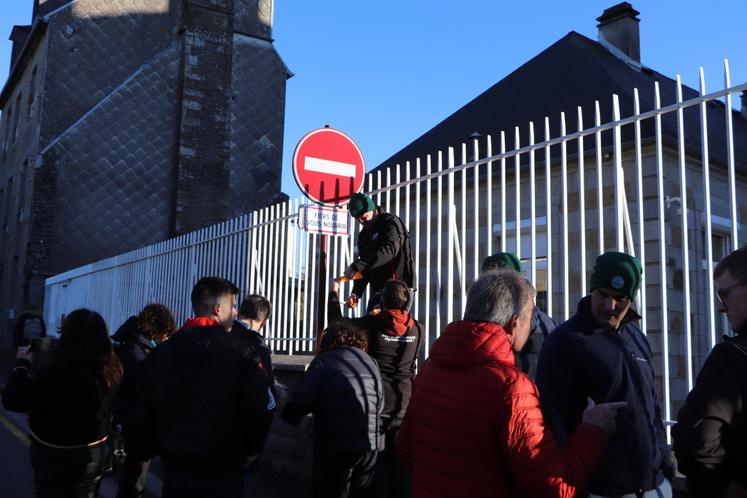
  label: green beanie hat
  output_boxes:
[482,252,522,272]
[589,251,642,299]
[347,193,376,217]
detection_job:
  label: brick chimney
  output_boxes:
[597,2,641,63]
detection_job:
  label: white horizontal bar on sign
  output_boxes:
[305,157,357,177]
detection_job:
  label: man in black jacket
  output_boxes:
[329,279,422,498]
[231,294,277,401]
[674,246,747,498]
[343,193,414,312]
[536,251,674,498]
[132,277,274,498]
[482,252,556,380]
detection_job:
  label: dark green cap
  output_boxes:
[589,251,642,299]
[347,193,376,217]
[482,252,522,273]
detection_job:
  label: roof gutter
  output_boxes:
[0,18,48,109]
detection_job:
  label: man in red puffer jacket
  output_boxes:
[397,270,626,498]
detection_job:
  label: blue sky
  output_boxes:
[2,1,745,201]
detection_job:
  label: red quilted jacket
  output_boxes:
[397,320,605,498]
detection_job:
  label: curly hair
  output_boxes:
[137,304,177,343]
[320,322,368,353]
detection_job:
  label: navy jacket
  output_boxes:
[536,296,673,496]
[132,323,273,475]
[282,346,383,455]
[231,321,277,399]
[515,308,556,380]
[112,316,154,429]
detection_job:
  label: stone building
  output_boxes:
[374,2,747,413]
[0,0,289,344]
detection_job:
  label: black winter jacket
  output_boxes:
[328,297,422,430]
[281,346,383,455]
[131,322,273,475]
[673,334,747,498]
[515,308,556,380]
[350,210,414,296]
[536,296,673,496]
[3,360,117,447]
[111,316,154,430]
[231,320,277,399]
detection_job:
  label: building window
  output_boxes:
[12,93,22,143]
[4,177,12,234]
[18,161,28,222]
[2,105,11,156]
[28,66,37,118]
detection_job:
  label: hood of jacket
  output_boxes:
[374,309,415,337]
[429,320,515,369]
[111,316,152,350]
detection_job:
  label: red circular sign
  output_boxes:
[292,128,366,206]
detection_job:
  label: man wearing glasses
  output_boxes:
[537,251,674,498]
[674,246,747,498]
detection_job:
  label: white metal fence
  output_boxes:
[45,61,746,429]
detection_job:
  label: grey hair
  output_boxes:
[463,269,535,326]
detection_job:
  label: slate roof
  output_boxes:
[375,31,747,173]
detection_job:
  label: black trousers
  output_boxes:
[30,440,109,498]
[313,450,378,498]
[161,470,244,498]
[115,456,150,498]
[371,427,411,498]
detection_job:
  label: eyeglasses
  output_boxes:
[716,282,745,305]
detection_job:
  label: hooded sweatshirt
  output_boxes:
[328,297,423,429]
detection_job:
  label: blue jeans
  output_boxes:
[589,478,672,498]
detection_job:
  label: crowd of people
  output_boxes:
[1,192,746,498]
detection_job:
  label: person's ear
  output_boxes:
[212,302,221,317]
[504,314,520,344]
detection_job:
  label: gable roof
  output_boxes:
[375,31,747,174]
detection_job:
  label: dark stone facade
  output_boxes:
[0,0,288,346]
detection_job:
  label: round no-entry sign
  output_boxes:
[292,127,366,206]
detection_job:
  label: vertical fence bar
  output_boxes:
[529,122,537,285]
[395,164,401,219]
[577,107,587,297]
[676,76,694,390]
[486,135,493,258]
[560,112,570,320]
[655,81,672,439]
[724,59,739,249]
[308,233,318,352]
[699,69,716,350]
[633,89,647,336]
[514,127,521,260]
[447,147,456,325]
[595,101,605,255]
[385,168,391,212]
[424,155,432,355]
[501,131,507,252]
[612,94,625,252]
[473,138,480,282]
[435,151,444,337]
[545,117,553,318]
[460,143,467,307]
[412,159,420,321]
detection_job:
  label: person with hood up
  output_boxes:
[482,252,556,379]
[674,246,747,498]
[398,270,626,498]
[342,192,415,312]
[329,278,423,498]
[130,277,274,498]
[111,304,176,498]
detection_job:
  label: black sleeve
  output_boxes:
[350,217,404,273]
[327,291,344,324]
[673,344,740,496]
[240,349,274,456]
[535,331,577,446]
[1,360,34,412]
[282,358,323,426]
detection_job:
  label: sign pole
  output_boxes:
[315,234,328,353]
